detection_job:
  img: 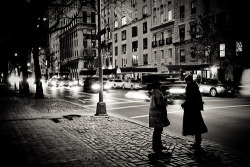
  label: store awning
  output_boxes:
[79,68,158,75]
[166,64,210,71]
[120,67,158,73]
[79,69,117,75]
[79,70,96,75]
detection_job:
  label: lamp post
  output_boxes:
[95,0,107,116]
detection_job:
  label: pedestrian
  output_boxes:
[149,80,170,154]
[181,75,208,149]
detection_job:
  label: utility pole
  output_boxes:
[95,0,107,116]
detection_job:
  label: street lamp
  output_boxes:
[95,0,107,116]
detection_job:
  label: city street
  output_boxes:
[37,84,250,160]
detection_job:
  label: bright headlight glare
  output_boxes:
[104,84,111,89]
[92,84,100,90]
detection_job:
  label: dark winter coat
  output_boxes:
[149,89,170,128]
[181,82,208,136]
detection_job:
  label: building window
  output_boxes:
[153,0,157,8]
[168,48,172,58]
[131,0,136,7]
[114,33,118,43]
[83,12,87,23]
[161,50,164,59]
[153,16,156,25]
[236,41,243,56]
[190,24,196,38]
[132,55,138,66]
[160,13,164,23]
[166,30,172,44]
[143,54,148,65]
[143,38,148,49]
[142,5,147,17]
[115,46,118,56]
[154,51,157,60]
[159,32,164,46]
[91,41,96,48]
[122,44,127,54]
[152,34,157,47]
[121,30,126,40]
[83,40,87,48]
[91,12,95,23]
[190,47,197,61]
[179,27,185,41]
[191,1,197,15]
[114,20,118,28]
[168,10,172,21]
[205,45,210,57]
[180,49,186,62]
[132,26,138,37]
[132,41,138,52]
[122,16,127,25]
[180,5,185,19]
[115,59,118,68]
[122,57,127,67]
[220,43,225,57]
[143,22,147,34]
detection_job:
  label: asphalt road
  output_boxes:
[40,84,250,159]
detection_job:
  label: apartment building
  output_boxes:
[48,0,97,80]
[47,0,247,84]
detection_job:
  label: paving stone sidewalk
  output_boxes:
[0,83,247,166]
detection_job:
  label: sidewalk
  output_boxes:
[0,83,247,167]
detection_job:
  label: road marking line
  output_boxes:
[130,110,183,119]
[204,105,250,110]
[130,105,250,119]
[110,104,149,110]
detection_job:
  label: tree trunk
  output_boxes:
[33,46,44,98]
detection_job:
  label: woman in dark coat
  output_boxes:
[181,75,208,148]
[149,80,170,154]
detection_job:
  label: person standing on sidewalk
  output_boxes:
[181,74,208,149]
[149,80,170,154]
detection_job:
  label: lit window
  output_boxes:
[114,20,118,28]
[236,41,243,56]
[122,17,127,25]
[168,10,172,20]
[220,43,225,57]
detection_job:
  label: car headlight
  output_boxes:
[92,83,100,90]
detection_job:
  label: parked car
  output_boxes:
[194,78,234,97]
[83,76,111,92]
[109,79,124,89]
[122,79,142,90]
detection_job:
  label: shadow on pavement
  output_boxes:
[148,152,171,165]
